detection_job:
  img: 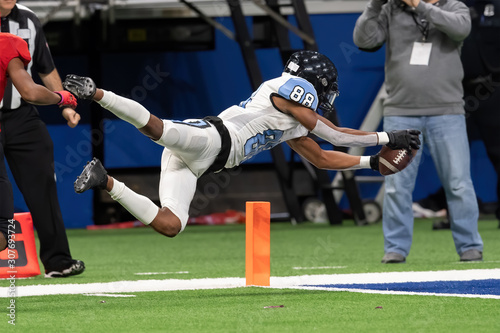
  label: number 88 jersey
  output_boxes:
[274,75,319,110]
[240,73,319,111]
[218,73,318,168]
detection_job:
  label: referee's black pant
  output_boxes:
[0,104,73,271]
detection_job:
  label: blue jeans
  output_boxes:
[383,115,483,257]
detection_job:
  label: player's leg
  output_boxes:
[97,149,199,237]
[0,142,13,252]
[107,174,183,238]
[93,89,164,141]
[74,158,168,233]
[63,75,164,141]
[93,91,224,170]
[426,114,483,256]
[156,148,198,234]
[64,75,222,166]
[74,151,194,237]
[152,119,221,177]
[128,140,217,235]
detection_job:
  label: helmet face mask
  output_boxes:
[283,50,339,112]
[322,89,339,112]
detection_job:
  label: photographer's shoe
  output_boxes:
[381,252,406,264]
[74,158,108,193]
[459,249,483,262]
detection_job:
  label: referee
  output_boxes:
[0,1,84,277]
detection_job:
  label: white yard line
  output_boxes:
[270,268,500,285]
[83,293,136,298]
[134,272,189,275]
[1,268,499,298]
[1,277,245,297]
[292,266,346,270]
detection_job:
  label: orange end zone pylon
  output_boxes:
[245,201,270,286]
[0,212,41,279]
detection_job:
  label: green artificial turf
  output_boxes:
[1,219,499,332]
[3,218,499,286]
[3,288,499,332]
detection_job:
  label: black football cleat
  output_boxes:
[63,74,96,100]
[45,259,85,278]
[74,158,108,194]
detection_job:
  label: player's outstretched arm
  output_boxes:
[309,114,421,150]
[287,136,379,171]
[8,58,77,108]
[288,137,416,176]
[272,95,420,150]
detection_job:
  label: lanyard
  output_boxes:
[411,13,429,41]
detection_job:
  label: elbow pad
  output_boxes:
[310,120,379,147]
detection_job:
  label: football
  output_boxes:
[378,146,417,176]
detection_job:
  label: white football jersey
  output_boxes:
[218,73,319,168]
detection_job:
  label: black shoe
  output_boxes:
[45,260,85,278]
[0,231,7,252]
[432,220,451,230]
[63,75,96,100]
[74,158,108,194]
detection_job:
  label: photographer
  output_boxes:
[353,0,484,263]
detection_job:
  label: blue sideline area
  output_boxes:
[8,13,497,228]
[305,279,500,296]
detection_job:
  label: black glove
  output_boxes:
[386,129,421,150]
[63,74,97,100]
[370,154,379,171]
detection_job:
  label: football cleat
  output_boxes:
[74,158,108,194]
[45,260,85,278]
[63,74,96,100]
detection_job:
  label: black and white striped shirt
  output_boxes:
[0,4,55,110]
